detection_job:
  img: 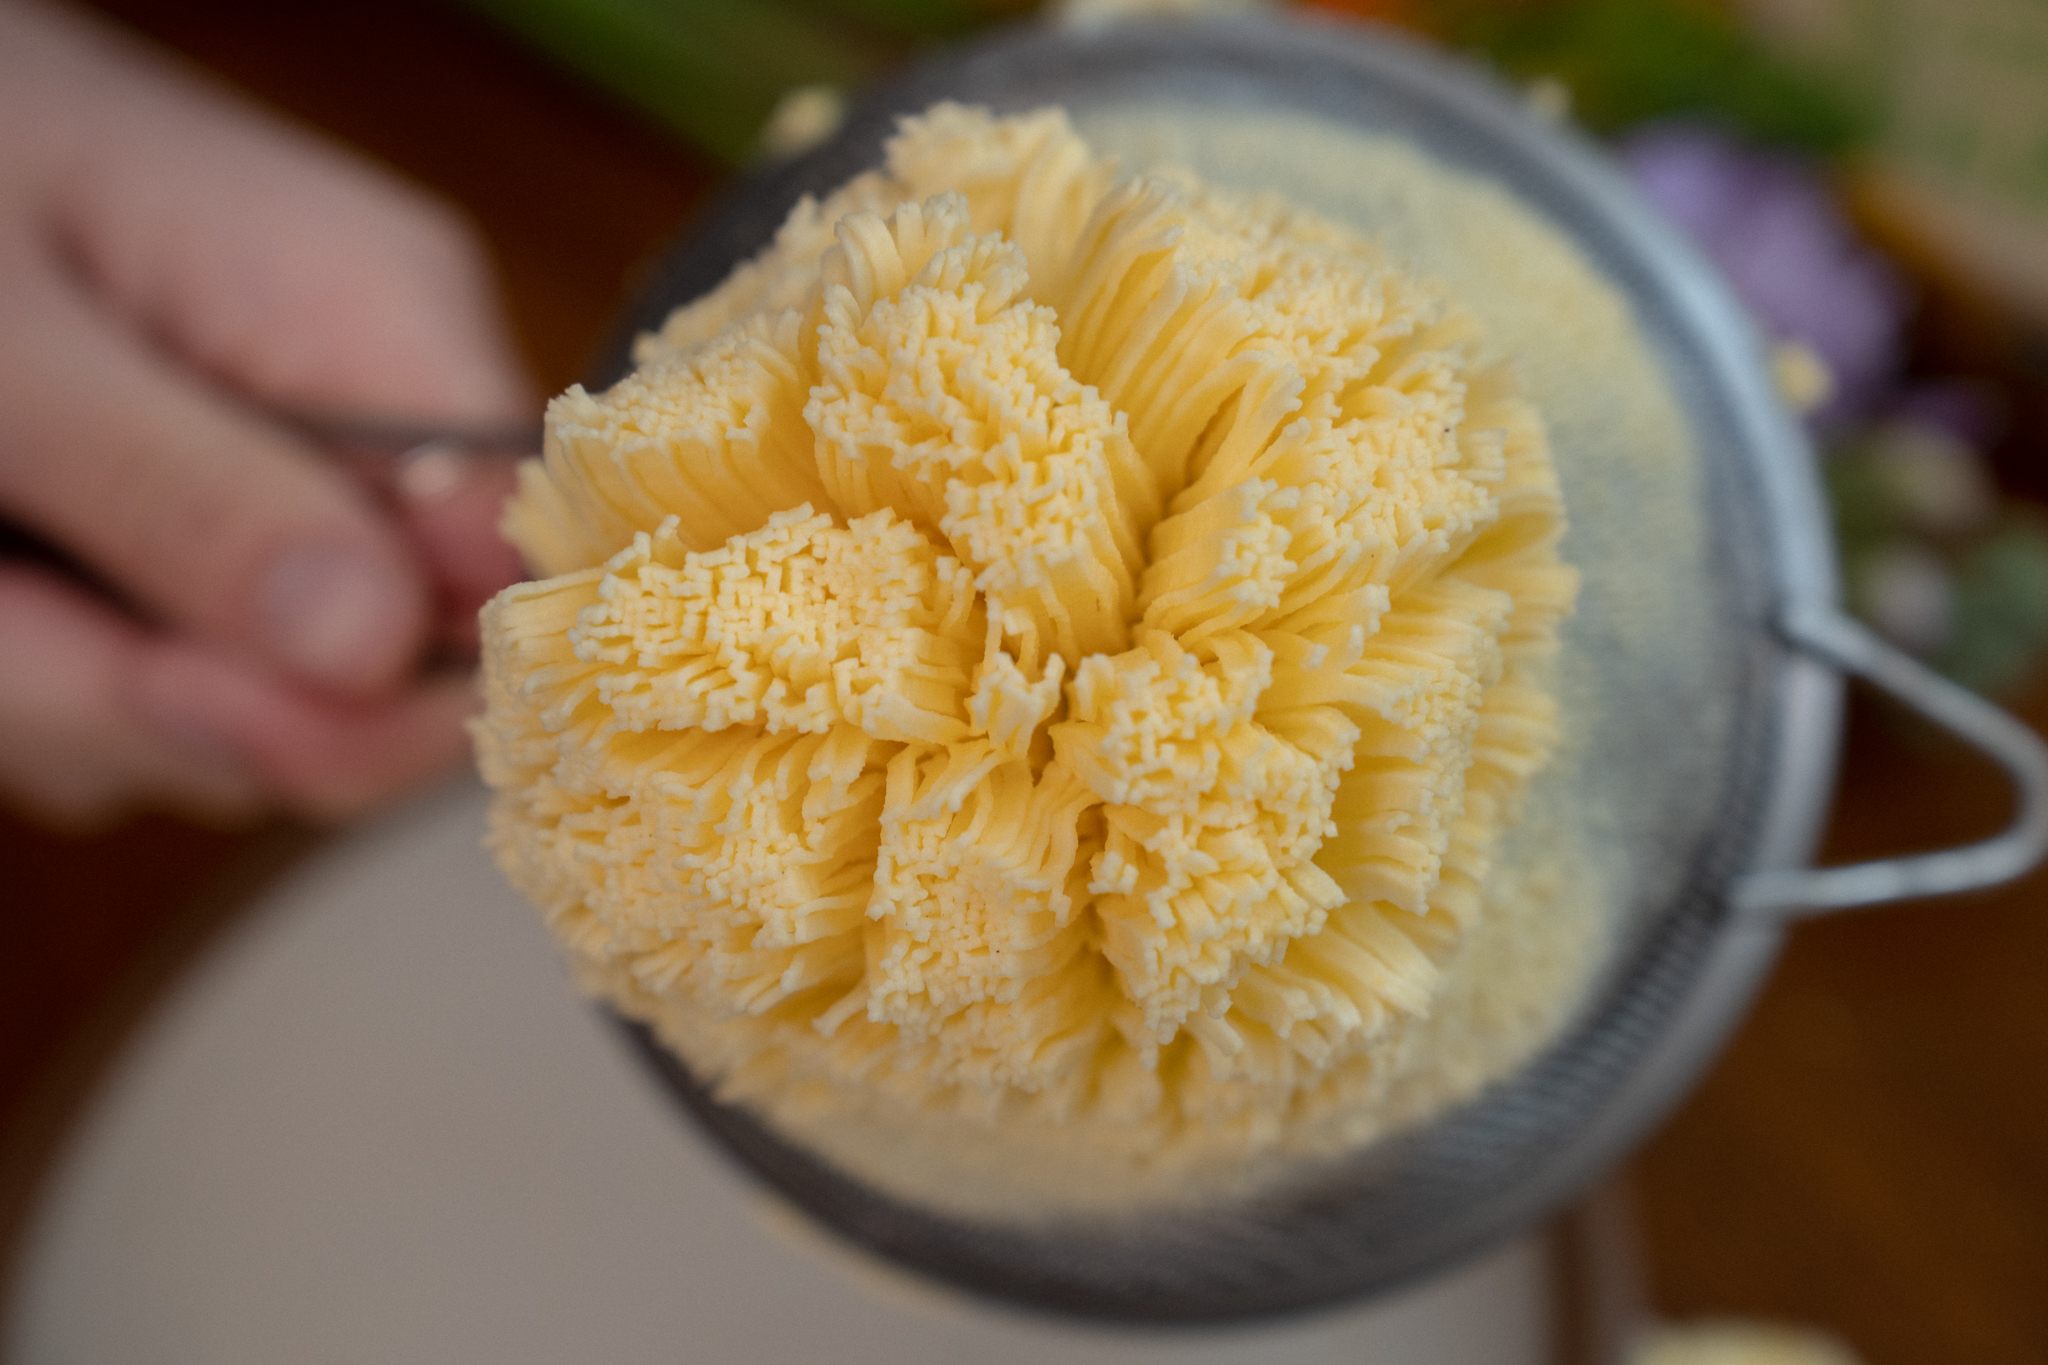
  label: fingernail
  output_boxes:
[395,441,473,505]
[260,544,419,691]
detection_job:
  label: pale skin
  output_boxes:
[0,1,531,825]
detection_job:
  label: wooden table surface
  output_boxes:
[2,4,2044,1362]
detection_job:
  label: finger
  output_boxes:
[0,565,261,826]
[67,127,532,424]
[15,0,532,425]
[16,9,533,647]
[393,448,524,651]
[0,561,474,826]
[131,650,479,823]
[132,162,537,639]
[0,268,430,696]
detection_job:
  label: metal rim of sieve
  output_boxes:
[599,15,2048,1323]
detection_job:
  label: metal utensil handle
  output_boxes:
[1735,603,2048,919]
[262,403,544,458]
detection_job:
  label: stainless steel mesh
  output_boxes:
[600,16,1840,1321]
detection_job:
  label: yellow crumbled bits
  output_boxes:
[565,507,979,743]
[866,748,1096,1036]
[967,642,1065,762]
[511,315,824,578]
[871,104,1118,301]
[476,104,1578,1198]
[807,195,1156,663]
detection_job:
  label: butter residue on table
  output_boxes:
[1634,1321,1864,1365]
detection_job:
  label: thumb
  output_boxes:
[0,270,431,695]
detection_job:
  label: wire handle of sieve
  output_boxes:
[261,405,544,461]
[252,402,542,509]
[1733,603,2048,919]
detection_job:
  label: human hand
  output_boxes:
[0,1,531,825]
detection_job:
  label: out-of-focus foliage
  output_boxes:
[1621,122,1906,428]
[460,0,1013,161]
[458,0,2047,699]
[1443,0,1874,155]
[1831,423,2048,697]
[1937,522,2048,698]
[462,0,1875,162]
[1613,107,2044,699]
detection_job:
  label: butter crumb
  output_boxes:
[1771,340,1834,415]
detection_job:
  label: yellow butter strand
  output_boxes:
[476,104,1579,1200]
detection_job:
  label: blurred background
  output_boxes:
[2,0,2045,1361]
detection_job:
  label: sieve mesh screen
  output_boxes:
[603,16,1805,1321]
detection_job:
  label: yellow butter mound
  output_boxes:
[477,105,1577,1195]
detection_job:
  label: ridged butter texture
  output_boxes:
[475,106,1578,1210]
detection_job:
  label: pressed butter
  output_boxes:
[476,106,1578,1212]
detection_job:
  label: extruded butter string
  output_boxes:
[476,106,1577,1206]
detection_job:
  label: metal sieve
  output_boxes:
[599,16,2048,1323]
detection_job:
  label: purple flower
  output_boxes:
[1887,378,2004,451]
[1620,122,1909,428]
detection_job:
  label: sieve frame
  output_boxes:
[595,14,2044,1322]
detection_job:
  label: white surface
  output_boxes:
[5,782,1557,1364]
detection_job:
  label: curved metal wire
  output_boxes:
[1735,604,2048,918]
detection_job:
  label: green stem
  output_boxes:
[460,0,884,161]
